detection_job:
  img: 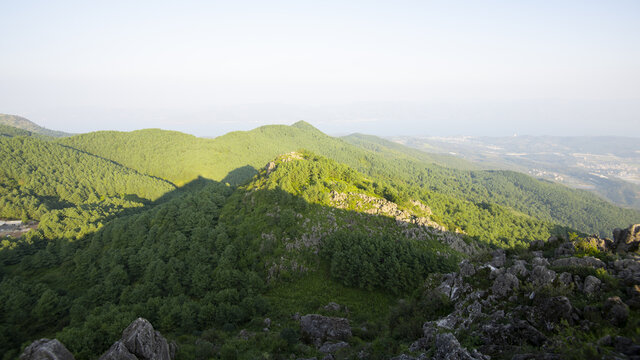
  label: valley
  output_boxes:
[392,135,640,210]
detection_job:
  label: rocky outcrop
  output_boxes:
[551,256,605,269]
[433,333,488,360]
[492,272,519,297]
[20,339,75,360]
[300,314,352,346]
[603,297,629,327]
[99,318,176,360]
[613,224,640,253]
[390,227,640,360]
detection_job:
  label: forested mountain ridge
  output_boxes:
[0,136,175,243]
[1,117,639,359]
[0,151,468,359]
[0,114,71,138]
[58,121,640,237]
[3,148,639,360]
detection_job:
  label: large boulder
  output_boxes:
[613,224,640,253]
[99,318,175,360]
[551,256,605,269]
[480,320,546,353]
[300,314,352,346]
[529,265,556,287]
[582,275,602,295]
[20,339,75,360]
[492,272,519,297]
[603,297,630,327]
[612,259,640,285]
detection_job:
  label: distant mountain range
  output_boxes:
[0,114,71,138]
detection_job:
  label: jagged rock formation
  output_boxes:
[20,319,175,360]
[329,190,479,255]
[391,224,640,359]
[100,318,176,360]
[20,339,75,360]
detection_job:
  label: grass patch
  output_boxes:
[266,267,396,325]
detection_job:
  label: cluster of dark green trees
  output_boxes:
[322,231,459,294]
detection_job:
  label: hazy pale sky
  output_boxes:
[1,0,639,136]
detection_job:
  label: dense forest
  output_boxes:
[59,121,640,237]
[0,120,639,359]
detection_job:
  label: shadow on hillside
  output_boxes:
[221,165,258,186]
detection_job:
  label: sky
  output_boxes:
[1,0,639,137]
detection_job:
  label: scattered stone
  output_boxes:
[409,337,432,352]
[492,272,519,297]
[582,275,601,295]
[20,339,75,360]
[603,297,629,327]
[613,336,640,357]
[554,242,575,257]
[558,272,573,286]
[529,265,556,287]
[507,260,528,278]
[536,296,573,329]
[459,260,476,277]
[318,341,349,354]
[551,256,605,269]
[323,302,342,312]
[300,314,352,346]
[531,257,550,267]
[433,333,487,360]
[490,249,506,268]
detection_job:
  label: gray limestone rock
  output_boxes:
[99,318,175,360]
[433,333,488,360]
[507,260,529,278]
[318,341,349,354]
[613,224,640,253]
[492,272,520,297]
[20,339,75,360]
[529,265,556,287]
[300,314,352,346]
[603,296,630,327]
[554,242,576,257]
[551,256,606,269]
[490,250,506,268]
[558,272,573,286]
[582,275,601,295]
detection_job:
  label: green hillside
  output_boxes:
[0,114,70,138]
[0,136,175,242]
[59,121,639,237]
[0,152,464,359]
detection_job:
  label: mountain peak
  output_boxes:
[0,114,70,138]
[291,120,319,131]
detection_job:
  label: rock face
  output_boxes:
[492,272,519,297]
[99,318,176,360]
[300,314,352,346]
[613,224,640,253]
[433,333,487,360]
[603,297,630,327]
[20,339,75,360]
[551,256,605,269]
